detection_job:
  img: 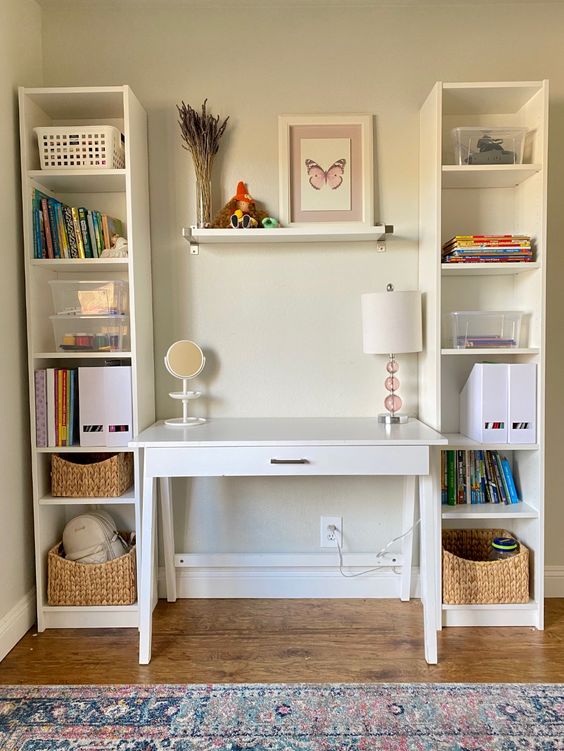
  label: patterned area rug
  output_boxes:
[0,683,562,750]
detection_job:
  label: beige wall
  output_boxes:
[0,0,42,618]
[40,3,564,563]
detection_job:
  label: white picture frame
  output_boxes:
[278,114,374,229]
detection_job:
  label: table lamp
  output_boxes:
[361,284,422,424]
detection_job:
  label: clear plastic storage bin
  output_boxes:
[449,311,523,349]
[49,280,129,316]
[50,315,130,352]
[451,127,528,165]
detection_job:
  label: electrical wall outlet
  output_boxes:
[320,516,342,548]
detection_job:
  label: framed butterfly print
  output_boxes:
[278,114,374,228]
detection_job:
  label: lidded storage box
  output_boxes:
[34,125,125,170]
[449,311,523,349]
[452,127,528,165]
[49,280,129,316]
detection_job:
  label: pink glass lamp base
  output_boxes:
[378,355,408,424]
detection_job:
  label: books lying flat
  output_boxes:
[442,234,533,263]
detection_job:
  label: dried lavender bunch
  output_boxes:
[177,99,229,225]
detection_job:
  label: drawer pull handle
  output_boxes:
[270,458,310,465]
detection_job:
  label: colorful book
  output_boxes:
[501,458,520,504]
[87,212,99,258]
[78,208,94,258]
[63,206,79,259]
[34,370,47,448]
[71,208,85,258]
[446,451,456,506]
[46,369,56,447]
[47,199,61,258]
[41,199,54,259]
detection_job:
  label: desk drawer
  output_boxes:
[145,445,429,477]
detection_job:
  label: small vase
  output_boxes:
[195,172,212,228]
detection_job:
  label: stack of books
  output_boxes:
[441,449,520,505]
[32,189,124,260]
[442,235,533,264]
[34,369,79,447]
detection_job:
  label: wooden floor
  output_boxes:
[1,599,564,684]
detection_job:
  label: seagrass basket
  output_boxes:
[442,528,529,605]
[47,537,136,606]
[51,453,133,497]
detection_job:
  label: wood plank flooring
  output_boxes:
[1,599,564,684]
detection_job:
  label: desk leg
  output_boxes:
[139,470,156,665]
[419,455,438,665]
[160,477,177,603]
[400,475,416,602]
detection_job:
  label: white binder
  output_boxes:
[508,363,536,444]
[103,366,133,447]
[459,363,508,443]
[78,366,132,447]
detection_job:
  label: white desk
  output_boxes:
[130,417,446,665]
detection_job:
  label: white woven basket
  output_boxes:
[35,125,125,170]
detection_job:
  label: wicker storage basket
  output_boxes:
[51,453,133,497]
[47,537,136,606]
[442,528,529,605]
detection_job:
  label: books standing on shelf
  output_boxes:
[34,368,79,448]
[32,188,124,260]
[34,364,132,448]
[441,449,520,506]
[442,235,533,264]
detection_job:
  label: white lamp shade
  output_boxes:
[361,290,422,354]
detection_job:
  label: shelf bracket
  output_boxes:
[182,226,199,255]
[377,225,394,252]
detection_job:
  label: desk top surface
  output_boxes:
[130,417,446,448]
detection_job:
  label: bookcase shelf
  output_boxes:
[419,80,548,631]
[28,169,126,193]
[39,489,135,505]
[20,85,155,632]
[441,262,540,276]
[33,352,133,360]
[443,433,538,451]
[36,446,133,453]
[31,258,129,273]
[441,501,538,520]
[441,165,541,189]
[441,348,539,356]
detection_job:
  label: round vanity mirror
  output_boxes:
[164,340,205,380]
[164,340,206,427]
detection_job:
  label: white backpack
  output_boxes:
[63,510,129,564]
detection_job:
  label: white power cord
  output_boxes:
[329,519,421,578]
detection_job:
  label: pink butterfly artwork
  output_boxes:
[305,158,346,190]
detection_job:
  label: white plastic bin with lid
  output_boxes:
[50,315,130,352]
[49,280,129,316]
[449,311,524,349]
[451,127,528,165]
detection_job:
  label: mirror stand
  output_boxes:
[164,340,207,428]
[165,378,206,427]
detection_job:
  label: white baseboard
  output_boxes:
[159,553,421,599]
[0,589,35,662]
[544,566,564,597]
[158,557,564,600]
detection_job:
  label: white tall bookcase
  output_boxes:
[19,86,155,630]
[419,81,548,628]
